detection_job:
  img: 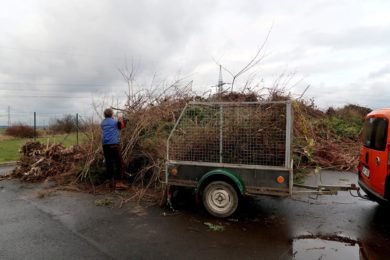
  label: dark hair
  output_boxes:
[104,108,113,118]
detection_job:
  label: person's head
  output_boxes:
[104,108,114,118]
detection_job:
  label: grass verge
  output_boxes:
[0,133,85,163]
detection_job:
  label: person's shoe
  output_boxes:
[115,180,128,190]
[108,179,116,192]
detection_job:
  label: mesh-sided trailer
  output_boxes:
[165,101,293,217]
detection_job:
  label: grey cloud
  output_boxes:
[312,72,390,110]
[306,26,390,49]
[1,0,218,92]
[368,64,390,79]
[0,0,221,124]
[2,0,390,125]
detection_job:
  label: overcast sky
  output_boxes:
[1,0,390,125]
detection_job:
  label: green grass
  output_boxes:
[37,190,57,199]
[94,198,114,207]
[0,133,86,163]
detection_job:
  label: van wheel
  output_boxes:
[202,181,239,218]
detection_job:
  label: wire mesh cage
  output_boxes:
[168,101,292,168]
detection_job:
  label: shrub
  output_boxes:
[5,123,36,138]
[49,114,77,134]
[322,117,361,139]
[334,104,371,126]
[321,104,371,140]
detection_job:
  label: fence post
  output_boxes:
[33,112,36,140]
[219,104,223,163]
[76,113,79,146]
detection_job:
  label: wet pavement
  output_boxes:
[1,166,390,259]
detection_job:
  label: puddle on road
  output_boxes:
[293,234,366,260]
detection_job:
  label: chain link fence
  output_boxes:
[1,112,94,146]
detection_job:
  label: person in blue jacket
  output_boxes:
[101,108,125,189]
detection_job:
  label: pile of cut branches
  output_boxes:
[9,142,85,182]
[292,99,361,172]
[2,87,368,200]
[168,101,287,166]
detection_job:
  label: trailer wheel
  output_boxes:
[202,181,239,218]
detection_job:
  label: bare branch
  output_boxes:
[214,25,273,92]
[297,85,310,100]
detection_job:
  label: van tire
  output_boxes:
[202,181,239,218]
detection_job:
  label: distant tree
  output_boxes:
[49,114,77,134]
[5,123,35,138]
[326,107,336,116]
[322,104,372,140]
[336,104,372,119]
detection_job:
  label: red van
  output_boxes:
[358,108,390,204]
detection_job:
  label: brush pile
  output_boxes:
[4,86,369,191]
[292,100,363,172]
[168,102,287,166]
[100,89,192,189]
[10,142,85,182]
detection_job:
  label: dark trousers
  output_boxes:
[102,144,124,181]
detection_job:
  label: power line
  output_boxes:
[0,110,91,115]
[0,81,117,86]
[0,89,94,94]
[0,89,126,94]
[0,95,92,99]
[0,45,124,60]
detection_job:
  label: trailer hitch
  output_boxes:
[293,183,360,196]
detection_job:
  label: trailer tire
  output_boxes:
[202,181,239,218]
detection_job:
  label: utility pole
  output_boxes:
[7,106,11,127]
[76,113,79,146]
[217,65,223,93]
[33,112,36,140]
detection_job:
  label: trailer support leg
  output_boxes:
[166,185,176,212]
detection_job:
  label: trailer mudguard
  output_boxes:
[197,169,245,195]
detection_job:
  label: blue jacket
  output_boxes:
[101,118,121,145]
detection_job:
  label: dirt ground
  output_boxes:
[1,166,389,259]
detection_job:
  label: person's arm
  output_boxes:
[117,118,125,129]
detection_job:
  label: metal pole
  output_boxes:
[219,104,223,163]
[7,106,10,127]
[34,112,36,140]
[76,113,79,145]
[285,102,292,168]
[218,65,223,93]
[166,103,189,184]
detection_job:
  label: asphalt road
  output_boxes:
[1,166,390,259]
